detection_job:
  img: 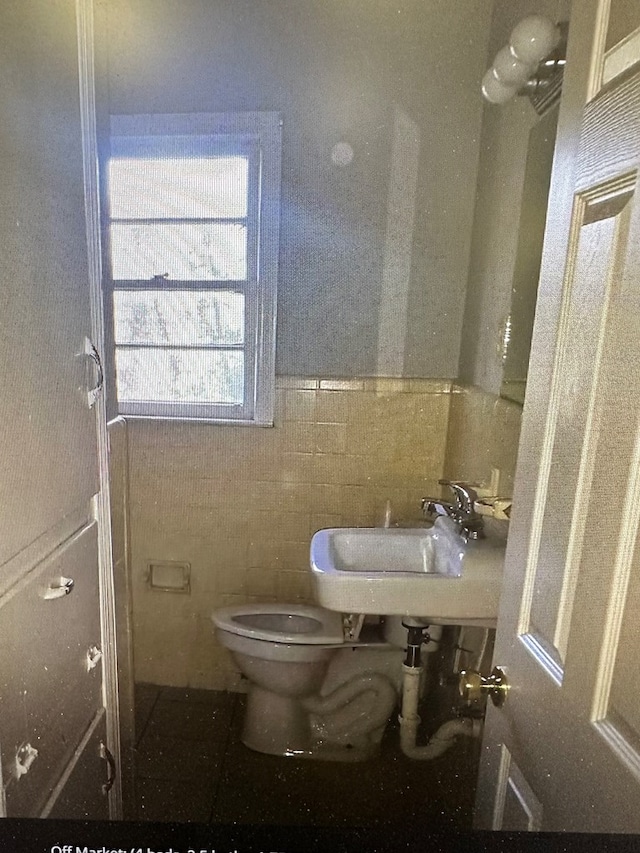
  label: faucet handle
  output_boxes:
[421,498,457,519]
[438,480,479,514]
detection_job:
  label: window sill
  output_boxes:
[120,414,274,427]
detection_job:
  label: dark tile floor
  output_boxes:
[133,681,481,829]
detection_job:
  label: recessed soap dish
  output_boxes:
[147,561,191,594]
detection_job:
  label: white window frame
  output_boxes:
[106,112,282,425]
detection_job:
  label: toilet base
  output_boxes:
[301,727,385,763]
[241,731,381,762]
[241,684,385,762]
[243,684,311,756]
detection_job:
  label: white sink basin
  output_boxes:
[310,516,505,626]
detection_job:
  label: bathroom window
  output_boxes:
[106,112,282,423]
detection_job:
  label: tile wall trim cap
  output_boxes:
[318,379,366,391]
[363,377,406,393]
[278,376,455,394]
[276,377,320,390]
[407,379,453,394]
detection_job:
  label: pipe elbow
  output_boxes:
[429,717,474,743]
[399,715,481,761]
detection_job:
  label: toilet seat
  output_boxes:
[212,602,344,645]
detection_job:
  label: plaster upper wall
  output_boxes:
[101,0,491,378]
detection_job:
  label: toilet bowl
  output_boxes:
[212,602,402,761]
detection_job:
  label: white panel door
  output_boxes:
[0,0,120,820]
[0,0,100,572]
[476,2,640,832]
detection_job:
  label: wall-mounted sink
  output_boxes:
[310,516,505,626]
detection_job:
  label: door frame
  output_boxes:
[76,0,124,820]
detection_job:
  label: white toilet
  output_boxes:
[212,602,406,761]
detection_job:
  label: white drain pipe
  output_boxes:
[399,664,482,760]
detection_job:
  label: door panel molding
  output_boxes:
[518,174,634,683]
[595,714,640,783]
[40,707,108,819]
[592,420,640,726]
[0,508,92,601]
[579,69,640,187]
[493,745,543,832]
[603,26,640,86]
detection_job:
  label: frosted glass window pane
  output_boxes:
[109,156,248,218]
[114,290,244,346]
[116,348,243,405]
[110,222,246,280]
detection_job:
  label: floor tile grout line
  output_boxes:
[135,685,238,818]
[208,691,238,822]
[135,684,162,747]
[133,685,478,827]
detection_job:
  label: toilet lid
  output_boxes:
[212,603,344,644]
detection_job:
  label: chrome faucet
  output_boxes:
[421,480,485,541]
